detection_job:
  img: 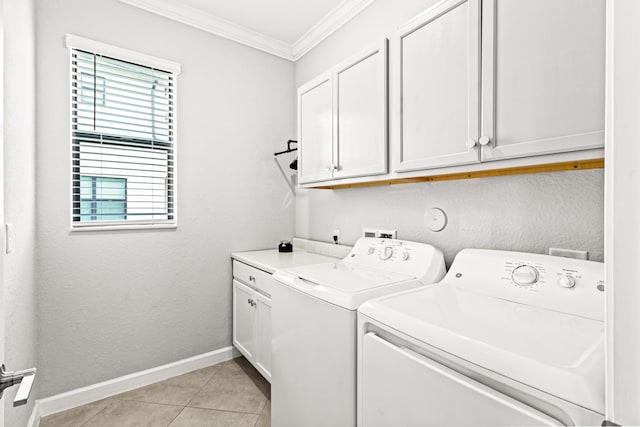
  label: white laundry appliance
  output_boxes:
[358,249,605,427]
[271,237,446,427]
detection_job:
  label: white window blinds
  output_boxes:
[71,46,177,228]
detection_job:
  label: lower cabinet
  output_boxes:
[232,274,273,382]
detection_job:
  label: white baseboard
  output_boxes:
[37,346,240,418]
[26,401,40,427]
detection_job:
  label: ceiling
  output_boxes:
[177,0,344,44]
[119,0,375,61]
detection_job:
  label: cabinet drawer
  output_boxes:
[233,260,274,297]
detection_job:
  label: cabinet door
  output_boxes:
[232,279,255,361]
[392,0,481,172]
[298,74,334,184]
[254,293,272,382]
[333,41,388,180]
[481,0,605,161]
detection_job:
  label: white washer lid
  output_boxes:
[273,261,418,310]
[359,285,605,414]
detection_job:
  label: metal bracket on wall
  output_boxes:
[274,140,298,156]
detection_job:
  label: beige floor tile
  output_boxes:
[39,399,111,427]
[168,407,259,427]
[224,358,270,400]
[255,400,271,427]
[188,361,268,414]
[82,400,182,427]
[114,365,222,406]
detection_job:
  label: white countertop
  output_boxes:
[231,248,340,274]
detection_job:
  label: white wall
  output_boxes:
[36,0,295,397]
[4,0,37,425]
[294,0,604,265]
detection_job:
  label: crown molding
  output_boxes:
[119,0,375,62]
[291,0,375,61]
[119,0,294,60]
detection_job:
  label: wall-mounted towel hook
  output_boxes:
[274,140,297,156]
[275,140,298,171]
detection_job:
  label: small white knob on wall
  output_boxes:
[424,208,447,232]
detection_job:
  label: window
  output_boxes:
[67,35,181,229]
[80,176,127,221]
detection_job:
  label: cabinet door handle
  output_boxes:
[325,164,338,172]
[248,275,255,282]
[478,135,491,146]
[466,139,478,149]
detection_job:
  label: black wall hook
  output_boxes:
[274,140,298,156]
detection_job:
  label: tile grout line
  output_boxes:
[165,405,188,427]
[187,404,265,416]
[255,397,270,427]
[184,361,226,408]
[184,359,268,416]
[111,396,188,408]
[77,402,111,427]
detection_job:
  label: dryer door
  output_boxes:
[361,332,563,427]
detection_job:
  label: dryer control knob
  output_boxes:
[511,265,539,286]
[401,251,410,261]
[368,246,375,255]
[379,246,394,261]
[557,275,576,288]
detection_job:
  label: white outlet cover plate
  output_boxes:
[425,208,447,232]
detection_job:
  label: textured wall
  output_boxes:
[296,170,604,266]
[4,0,38,425]
[36,0,295,397]
[294,0,604,265]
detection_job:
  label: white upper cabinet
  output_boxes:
[298,0,605,186]
[393,0,481,172]
[333,41,388,180]
[298,75,334,184]
[297,41,388,185]
[480,0,605,161]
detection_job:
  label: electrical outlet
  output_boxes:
[332,229,340,244]
[549,248,589,260]
[377,229,397,239]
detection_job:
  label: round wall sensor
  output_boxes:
[425,208,447,232]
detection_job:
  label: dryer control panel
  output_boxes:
[446,249,604,321]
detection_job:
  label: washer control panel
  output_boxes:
[358,239,414,263]
[346,237,446,284]
[448,249,604,321]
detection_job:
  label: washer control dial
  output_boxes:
[379,246,394,261]
[401,250,410,261]
[511,265,539,286]
[557,275,576,288]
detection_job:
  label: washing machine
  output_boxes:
[358,249,605,426]
[271,237,446,427]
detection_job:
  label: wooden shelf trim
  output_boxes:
[311,158,604,190]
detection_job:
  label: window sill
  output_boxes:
[70,222,177,232]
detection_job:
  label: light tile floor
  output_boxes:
[40,357,271,427]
